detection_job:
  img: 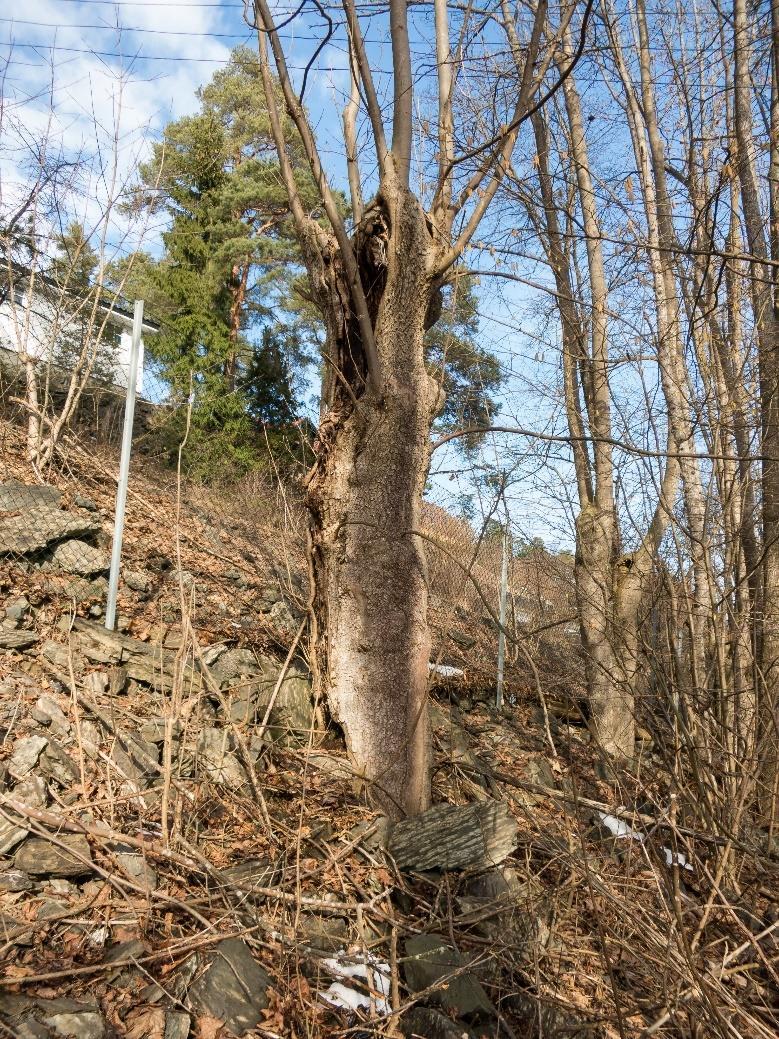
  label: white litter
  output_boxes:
[428,662,465,679]
[662,847,694,871]
[317,949,391,1015]
[598,812,644,842]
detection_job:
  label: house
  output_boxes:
[0,264,158,397]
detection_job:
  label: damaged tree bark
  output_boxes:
[251,0,586,816]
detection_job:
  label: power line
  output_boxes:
[0,18,343,43]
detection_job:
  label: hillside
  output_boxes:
[0,427,777,1039]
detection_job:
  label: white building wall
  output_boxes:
[0,291,144,394]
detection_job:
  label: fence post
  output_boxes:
[105,300,144,631]
[496,521,510,709]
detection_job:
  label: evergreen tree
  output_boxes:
[121,48,317,478]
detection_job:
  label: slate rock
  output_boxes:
[74,495,98,512]
[0,505,99,555]
[9,735,49,779]
[187,938,271,1035]
[123,570,151,593]
[115,850,158,891]
[0,868,33,892]
[402,1007,477,1038]
[0,629,38,651]
[197,728,248,789]
[0,481,61,510]
[0,817,29,855]
[388,800,518,872]
[47,540,108,577]
[39,739,79,787]
[403,935,493,1017]
[15,834,94,878]
[5,596,30,625]
[0,996,104,1039]
[164,1012,191,1039]
[13,774,48,809]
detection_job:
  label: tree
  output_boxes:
[249,0,591,815]
[123,48,317,476]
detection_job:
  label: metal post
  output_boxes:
[496,521,510,709]
[105,300,144,631]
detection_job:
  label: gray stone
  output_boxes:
[60,577,108,604]
[123,570,151,593]
[187,938,271,1035]
[115,851,158,891]
[0,481,61,511]
[5,597,30,625]
[9,735,49,779]
[402,1007,477,1039]
[0,868,33,891]
[388,800,518,872]
[74,495,98,512]
[403,935,493,1017]
[221,858,278,895]
[13,774,48,809]
[47,540,108,577]
[197,728,248,790]
[14,834,94,878]
[42,1007,104,1039]
[164,1012,191,1039]
[297,915,348,952]
[0,817,29,855]
[268,599,296,632]
[0,505,99,556]
[0,629,38,651]
[39,739,79,788]
[140,717,182,744]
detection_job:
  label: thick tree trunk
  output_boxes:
[305,187,439,818]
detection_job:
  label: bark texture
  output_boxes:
[305,186,440,817]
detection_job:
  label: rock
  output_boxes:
[74,495,98,512]
[5,596,30,625]
[31,695,69,735]
[123,570,151,593]
[39,739,79,788]
[114,850,158,891]
[164,1012,191,1039]
[0,996,104,1039]
[388,800,518,872]
[41,1004,105,1039]
[59,577,109,604]
[0,817,29,855]
[0,629,38,650]
[46,540,108,577]
[0,482,62,510]
[297,915,349,952]
[13,774,48,809]
[268,599,296,632]
[403,935,493,1017]
[402,1007,477,1038]
[197,728,248,789]
[140,717,182,744]
[0,505,99,556]
[9,735,49,779]
[70,619,203,693]
[187,938,271,1034]
[0,868,33,891]
[14,834,94,878]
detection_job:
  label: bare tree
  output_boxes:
[248,0,591,815]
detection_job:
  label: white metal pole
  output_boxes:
[496,521,510,709]
[105,300,144,631]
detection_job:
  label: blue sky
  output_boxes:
[0,0,578,548]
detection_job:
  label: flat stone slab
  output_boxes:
[14,834,94,878]
[403,934,493,1017]
[0,481,61,511]
[0,506,99,555]
[47,540,108,577]
[388,800,518,872]
[187,938,271,1035]
[0,629,38,651]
